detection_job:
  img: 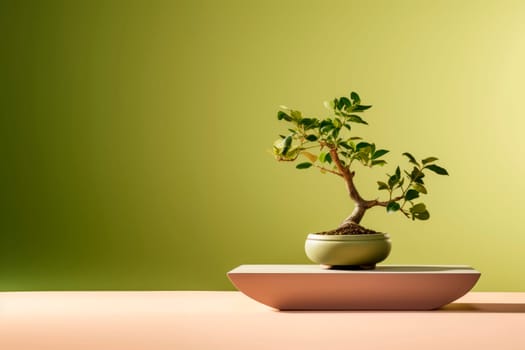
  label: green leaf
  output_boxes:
[377,181,389,190]
[285,147,301,160]
[425,164,449,175]
[319,152,332,164]
[296,162,313,169]
[277,111,292,121]
[371,160,387,167]
[290,110,302,121]
[319,119,333,128]
[273,138,300,161]
[405,189,419,201]
[339,141,350,149]
[402,152,419,166]
[372,149,389,160]
[410,203,427,213]
[408,167,425,185]
[353,105,372,112]
[388,174,399,188]
[319,119,334,134]
[320,125,333,134]
[347,114,368,125]
[387,201,401,213]
[350,91,361,104]
[281,135,292,155]
[337,97,351,110]
[356,142,371,151]
[412,183,427,194]
[299,118,318,130]
[340,141,354,150]
[305,134,318,142]
[411,206,430,220]
[356,152,370,165]
[414,210,430,220]
[422,157,439,165]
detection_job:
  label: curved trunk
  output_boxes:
[325,147,396,234]
[341,205,367,226]
[327,148,371,228]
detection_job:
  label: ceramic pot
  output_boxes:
[305,233,391,268]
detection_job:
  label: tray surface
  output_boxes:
[228,264,481,310]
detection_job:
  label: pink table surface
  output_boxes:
[1,291,524,350]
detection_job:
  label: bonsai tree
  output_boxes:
[273,91,448,235]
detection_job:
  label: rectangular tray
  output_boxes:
[228,264,481,310]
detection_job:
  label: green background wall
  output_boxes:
[2,0,524,291]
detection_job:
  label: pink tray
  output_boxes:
[228,265,480,310]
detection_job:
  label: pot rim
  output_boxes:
[307,233,389,241]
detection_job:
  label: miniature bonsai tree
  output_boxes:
[273,91,448,235]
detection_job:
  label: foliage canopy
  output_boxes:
[273,91,448,225]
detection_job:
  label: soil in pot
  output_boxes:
[315,222,385,236]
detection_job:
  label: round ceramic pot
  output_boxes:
[305,233,391,268]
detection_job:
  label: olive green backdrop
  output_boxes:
[2,0,524,291]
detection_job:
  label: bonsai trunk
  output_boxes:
[342,205,367,226]
[331,148,371,227]
[316,148,390,235]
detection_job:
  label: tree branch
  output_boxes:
[329,148,366,205]
[366,195,405,208]
[314,165,343,177]
[330,148,409,225]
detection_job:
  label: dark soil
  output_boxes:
[315,222,385,235]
